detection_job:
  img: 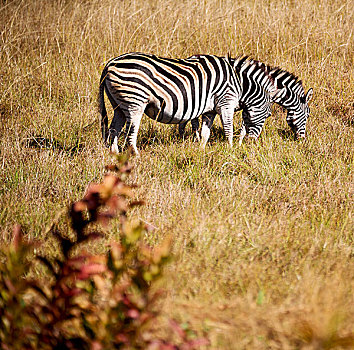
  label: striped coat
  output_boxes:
[99,53,242,154]
[196,56,313,145]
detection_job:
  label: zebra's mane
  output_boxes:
[232,56,305,98]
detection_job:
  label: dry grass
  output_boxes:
[0,0,353,348]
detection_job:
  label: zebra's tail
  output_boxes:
[98,66,109,144]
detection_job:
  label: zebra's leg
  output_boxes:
[247,114,267,141]
[239,110,252,145]
[240,109,267,143]
[219,108,234,147]
[178,122,187,138]
[200,112,216,149]
[124,106,144,156]
[239,119,247,146]
[191,118,200,142]
[109,107,126,154]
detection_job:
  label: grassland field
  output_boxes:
[0,0,353,348]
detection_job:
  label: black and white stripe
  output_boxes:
[268,64,313,139]
[233,57,276,144]
[196,56,313,145]
[99,53,242,154]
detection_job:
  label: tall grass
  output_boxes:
[0,0,353,348]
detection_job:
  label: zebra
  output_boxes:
[193,56,313,146]
[98,53,242,155]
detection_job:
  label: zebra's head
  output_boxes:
[283,86,313,139]
[270,68,314,139]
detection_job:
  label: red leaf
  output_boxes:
[77,263,106,280]
[115,333,129,343]
[67,255,88,266]
[126,309,140,319]
[169,319,186,339]
[86,183,101,195]
[12,224,23,251]
[107,196,128,213]
[97,212,115,227]
[72,201,87,212]
[91,341,103,350]
[103,174,120,190]
[78,232,104,243]
[64,287,82,297]
[4,278,16,294]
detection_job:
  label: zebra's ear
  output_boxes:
[305,88,313,103]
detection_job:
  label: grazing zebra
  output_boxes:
[99,53,242,155]
[194,56,313,146]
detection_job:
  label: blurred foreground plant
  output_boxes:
[0,153,207,350]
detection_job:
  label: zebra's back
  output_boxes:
[103,53,236,124]
[99,52,242,154]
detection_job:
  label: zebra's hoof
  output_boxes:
[194,131,201,142]
[111,144,119,154]
[110,136,119,154]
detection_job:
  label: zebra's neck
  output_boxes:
[268,67,306,111]
[232,56,305,111]
[232,57,277,105]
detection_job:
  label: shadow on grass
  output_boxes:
[138,124,202,149]
[23,136,84,156]
[107,121,233,151]
[139,130,181,147]
[276,128,296,141]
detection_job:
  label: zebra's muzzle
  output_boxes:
[295,132,306,140]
